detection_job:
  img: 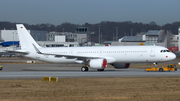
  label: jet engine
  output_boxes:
[112,63,130,69]
[89,59,107,69]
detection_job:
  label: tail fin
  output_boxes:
[16,24,41,50]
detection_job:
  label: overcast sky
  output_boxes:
[0,0,180,25]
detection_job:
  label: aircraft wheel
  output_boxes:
[81,66,88,72]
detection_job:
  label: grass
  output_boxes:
[0,77,180,101]
[0,58,180,100]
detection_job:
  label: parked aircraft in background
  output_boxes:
[12,24,176,72]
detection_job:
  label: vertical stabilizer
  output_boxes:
[16,24,41,50]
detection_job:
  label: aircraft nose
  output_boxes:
[172,53,176,60]
[168,53,176,60]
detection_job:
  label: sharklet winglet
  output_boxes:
[32,44,42,54]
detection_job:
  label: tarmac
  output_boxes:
[0,61,180,79]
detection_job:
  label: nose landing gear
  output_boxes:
[154,63,158,67]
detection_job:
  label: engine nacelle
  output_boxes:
[89,59,107,69]
[112,63,130,69]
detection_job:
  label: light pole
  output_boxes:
[98,25,101,44]
[113,33,114,46]
[115,27,119,41]
[13,32,14,49]
[13,32,17,50]
[101,33,102,44]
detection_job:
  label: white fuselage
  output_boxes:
[24,45,176,64]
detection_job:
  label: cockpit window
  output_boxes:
[160,50,171,53]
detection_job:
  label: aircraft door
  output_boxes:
[150,47,155,57]
[99,50,102,56]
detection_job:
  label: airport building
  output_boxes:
[0,27,89,44]
[46,27,92,46]
[46,32,87,43]
[0,27,91,49]
[110,29,175,48]
[0,30,47,42]
[171,35,179,47]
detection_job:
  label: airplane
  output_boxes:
[11,24,176,72]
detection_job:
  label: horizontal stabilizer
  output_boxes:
[6,50,29,55]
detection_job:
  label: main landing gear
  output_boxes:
[81,66,89,72]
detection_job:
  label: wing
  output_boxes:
[32,44,102,60]
[32,44,116,64]
[53,54,101,60]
